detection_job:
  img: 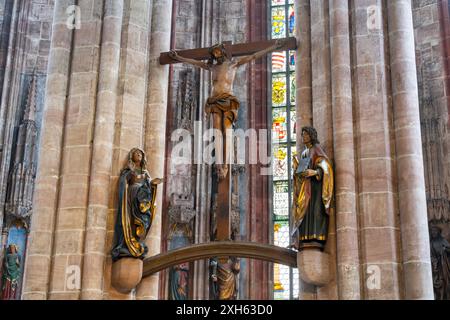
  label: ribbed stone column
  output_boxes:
[294,0,316,301]
[387,0,433,300]
[353,0,403,299]
[310,0,333,156]
[104,0,152,299]
[0,0,18,263]
[48,0,104,300]
[329,0,361,300]
[295,0,312,139]
[80,0,123,300]
[0,0,19,206]
[21,0,76,300]
[352,0,402,300]
[310,0,337,300]
[136,0,172,300]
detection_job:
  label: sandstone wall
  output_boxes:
[19,0,173,300]
[295,0,435,300]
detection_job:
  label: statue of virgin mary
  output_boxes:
[111,148,163,261]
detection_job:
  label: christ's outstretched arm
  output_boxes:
[234,39,285,67]
[169,50,210,70]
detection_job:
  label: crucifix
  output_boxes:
[160,37,297,247]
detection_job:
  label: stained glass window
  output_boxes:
[271,7,286,39]
[288,5,295,36]
[272,109,287,143]
[270,0,299,300]
[272,74,287,106]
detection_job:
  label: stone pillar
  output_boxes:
[295,0,312,138]
[310,0,337,300]
[294,0,314,301]
[0,0,18,263]
[80,0,124,300]
[22,0,76,300]
[0,0,14,96]
[387,0,434,300]
[0,0,22,193]
[352,0,402,299]
[329,0,361,300]
[104,0,152,300]
[136,0,172,300]
[47,0,104,300]
[310,0,333,155]
[0,0,18,178]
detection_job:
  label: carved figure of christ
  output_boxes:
[167,38,288,179]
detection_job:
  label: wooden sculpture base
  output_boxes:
[111,258,143,293]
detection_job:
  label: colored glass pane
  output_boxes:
[273,263,285,294]
[289,50,296,69]
[274,220,290,247]
[272,74,287,106]
[290,72,296,104]
[290,109,297,143]
[272,51,286,72]
[271,7,286,38]
[288,5,295,36]
[274,264,291,300]
[272,0,286,5]
[273,180,289,218]
[272,109,287,143]
[273,145,288,181]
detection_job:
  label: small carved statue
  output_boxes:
[169,40,285,179]
[430,225,450,300]
[210,257,240,300]
[169,262,189,300]
[1,244,21,300]
[111,148,163,261]
[291,126,334,250]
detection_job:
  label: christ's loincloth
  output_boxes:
[205,93,240,129]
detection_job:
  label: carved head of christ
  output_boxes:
[208,43,229,65]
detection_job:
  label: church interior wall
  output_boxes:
[0,0,447,300]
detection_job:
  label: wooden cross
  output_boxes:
[159,37,298,245]
[159,37,297,65]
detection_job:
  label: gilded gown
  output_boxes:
[111,167,157,261]
[291,144,334,247]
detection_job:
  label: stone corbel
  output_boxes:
[297,248,331,287]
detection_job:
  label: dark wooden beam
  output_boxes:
[159,36,298,65]
[142,241,297,277]
[216,166,231,243]
[216,165,232,264]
